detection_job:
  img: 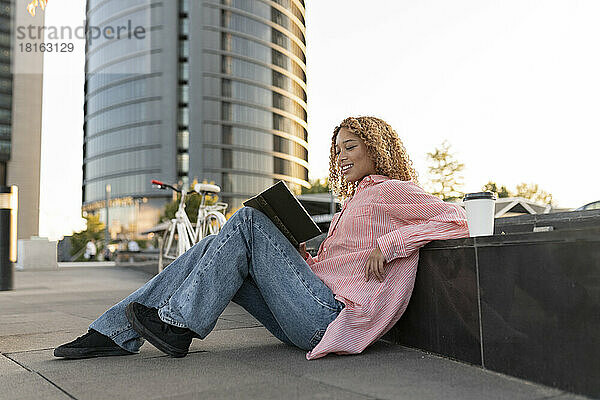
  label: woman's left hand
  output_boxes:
[365,244,386,282]
[298,242,308,259]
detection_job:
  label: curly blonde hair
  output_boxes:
[329,116,418,200]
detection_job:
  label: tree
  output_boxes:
[481,181,554,205]
[301,177,330,194]
[514,183,554,205]
[482,181,511,198]
[426,141,465,201]
[70,214,105,261]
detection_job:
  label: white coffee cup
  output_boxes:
[463,192,496,237]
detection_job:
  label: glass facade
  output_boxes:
[0,0,12,178]
[203,0,308,207]
[84,0,308,229]
[84,0,162,206]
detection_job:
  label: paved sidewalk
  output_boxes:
[0,267,589,400]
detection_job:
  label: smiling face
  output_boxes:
[334,127,377,183]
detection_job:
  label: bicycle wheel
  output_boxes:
[158,222,179,272]
[203,211,227,237]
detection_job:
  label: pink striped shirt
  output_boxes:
[304,174,469,360]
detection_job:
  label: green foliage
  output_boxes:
[514,183,554,205]
[482,181,554,205]
[160,184,218,223]
[302,178,330,194]
[70,214,105,261]
[482,181,511,198]
[426,141,465,201]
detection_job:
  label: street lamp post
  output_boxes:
[105,184,111,254]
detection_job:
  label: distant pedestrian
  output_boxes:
[83,240,97,260]
[127,240,140,252]
[55,116,470,360]
[102,247,112,261]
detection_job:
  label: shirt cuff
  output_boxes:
[376,230,407,262]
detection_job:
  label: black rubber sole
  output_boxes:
[53,346,133,359]
[125,303,188,358]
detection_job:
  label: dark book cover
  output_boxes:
[243,181,322,248]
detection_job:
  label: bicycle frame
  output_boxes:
[162,188,196,256]
[153,179,228,271]
[193,192,228,241]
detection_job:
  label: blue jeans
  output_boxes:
[90,207,344,352]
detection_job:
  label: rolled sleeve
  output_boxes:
[378,220,469,262]
[374,181,469,262]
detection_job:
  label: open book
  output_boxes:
[243,181,322,248]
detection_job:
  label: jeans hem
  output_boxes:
[158,306,188,328]
[105,327,143,353]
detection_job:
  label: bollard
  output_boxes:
[0,186,17,291]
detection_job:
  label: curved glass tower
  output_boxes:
[83,0,308,234]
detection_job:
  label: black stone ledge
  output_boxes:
[423,226,600,250]
[494,209,600,234]
[390,226,600,398]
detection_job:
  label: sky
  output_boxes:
[38,0,599,240]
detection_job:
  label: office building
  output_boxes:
[83,0,308,236]
[5,0,45,240]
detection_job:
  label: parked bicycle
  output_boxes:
[152,180,228,272]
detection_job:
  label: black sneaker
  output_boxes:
[125,302,193,358]
[54,329,134,359]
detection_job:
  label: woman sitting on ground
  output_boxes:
[55,116,469,360]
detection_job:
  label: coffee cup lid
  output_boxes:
[463,192,496,201]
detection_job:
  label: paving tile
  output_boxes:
[10,346,372,400]
[0,311,91,337]
[0,355,70,399]
[1,268,591,400]
[1,329,90,354]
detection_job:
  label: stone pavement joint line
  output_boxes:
[2,353,78,399]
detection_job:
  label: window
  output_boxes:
[179,19,189,36]
[221,32,232,51]
[222,125,233,144]
[271,28,288,49]
[272,70,288,90]
[179,61,189,82]
[273,0,290,8]
[272,49,288,69]
[222,102,232,120]
[177,130,189,150]
[273,135,287,153]
[274,157,290,175]
[179,0,189,14]
[177,153,189,174]
[221,172,232,192]
[271,8,289,29]
[179,39,189,59]
[178,107,189,126]
[291,2,305,25]
[222,148,232,169]
[221,78,231,97]
[221,9,231,28]
[179,84,189,104]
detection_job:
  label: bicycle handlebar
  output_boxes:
[151,179,181,193]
